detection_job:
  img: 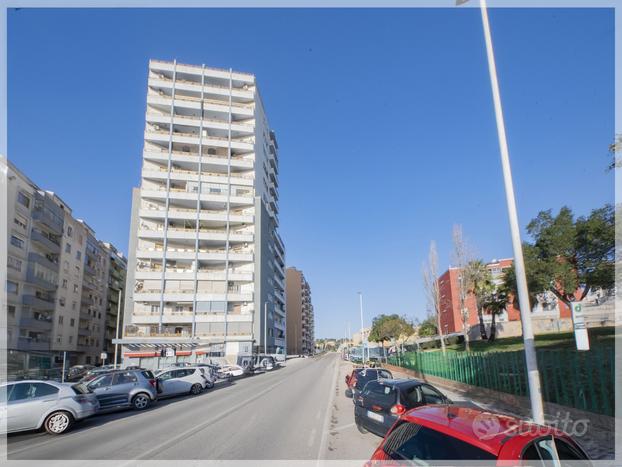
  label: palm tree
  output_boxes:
[465,260,494,340]
[481,287,508,342]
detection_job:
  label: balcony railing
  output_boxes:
[145,166,254,180]
[147,112,255,129]
[149,92,254,110]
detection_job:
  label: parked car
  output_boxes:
[0,380,99,434]
[155,367,216,397]
[354,378,451,437]
[218,364,245,378]
[75,369,158,411]
[168,362,193,368]
[79,367,116,384]
[345,367,392,398]
[66,365,94,382]
[368,405,591,465]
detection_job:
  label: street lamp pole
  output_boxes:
[358,292,366,366]
[264,301,268,355]
[477,0,545,424]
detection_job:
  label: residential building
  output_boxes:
[102,243,127,364]
[5,161,127,376]
[285,267,314,355]
[119,59,285,368]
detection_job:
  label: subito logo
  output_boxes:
[472,412,501,440]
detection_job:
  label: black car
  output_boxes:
[353,378,451,437]
[345,368,393,399]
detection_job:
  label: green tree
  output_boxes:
[464,259,494,340]
[368,314,414,351]
[504,204,615,309]
[481,286,509,342]
[417,316,438,337]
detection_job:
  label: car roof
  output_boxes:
[377,378,423,388]
[400,405,565,456]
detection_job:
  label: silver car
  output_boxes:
[156,367,215,397]
[80,369,158,411]
[0,380,99,434]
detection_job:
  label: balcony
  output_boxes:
[19,317,53,331]
[146,94,254,118]
[30,229,61,253]
[28,252,59,272]
[32,209,63,236]
[17,336,51,352]
[26,268,57,291]
[22,294,56,311]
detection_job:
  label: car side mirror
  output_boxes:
[345,388,353,398]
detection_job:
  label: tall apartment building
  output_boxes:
[119,59,286,368]
[103,243,127,364]
[285,267,314,355]
[5,161,126,376]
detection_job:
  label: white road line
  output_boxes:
[317,354,339,464]
[308,427,317,447]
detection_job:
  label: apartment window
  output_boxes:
[75,265,80,275]
[63,260,69,273]
[10,235,24,249]
[8,305,16,318]
[17,191,30,208]
[150,305,160,313]
[65,243,72,254]
[72,301,77,311]
[58,315,64,325]
[98,312,101,319]
[68,336,73,344]
[76,251,82,261]
[56,335,62,344]
[6,280,18,295]
[78,234,84,245]
[8,256,22,272]
[13,214,27,230]
[175,305,184,313]
[61,279,68,289]
[67,226,72,237]
[59,297,66,307]
[73,284,79,293]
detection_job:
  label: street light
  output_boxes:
[358,292,366,366]
[457,0,545,424]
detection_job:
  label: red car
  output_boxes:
[368,405,591,465]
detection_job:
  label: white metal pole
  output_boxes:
[479,0,545,424]
[358,292,366,366]
[264,301,267,355]
[61,351,66,383]
[114,288,123,369]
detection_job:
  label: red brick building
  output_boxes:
[437,258,578,335]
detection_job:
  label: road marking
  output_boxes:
[122,360,317,463]
[308,427,317,447]
[317,354,339,463]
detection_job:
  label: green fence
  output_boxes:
[388,344,614,417]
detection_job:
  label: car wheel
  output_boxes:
[190,383,203,395]
[355,416,368,434]
[132,393,151,410]
[205,380,215,389]
[44,411,74,435]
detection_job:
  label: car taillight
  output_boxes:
[149,379,156,387]
[74,395,91,404]
[390,404,406,415]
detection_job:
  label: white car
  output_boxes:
[218,364,245,378]
[0,380,99,434]
[155,367,215,397]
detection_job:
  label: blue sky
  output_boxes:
[8,8,614,338]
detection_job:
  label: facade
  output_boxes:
[119,59,286,368]
[5,161,127,376]
[103,243,127,364]
[285,267,314,355]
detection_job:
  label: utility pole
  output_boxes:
[264,301,268,355]
[114,288,123,369]
[358,292,366,366]
[457,0,545,424]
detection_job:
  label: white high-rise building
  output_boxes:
[119,59,286,368]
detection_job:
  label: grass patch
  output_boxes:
[428,326,616,353]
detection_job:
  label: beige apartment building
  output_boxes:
[285,267,314,355]
[5,160,126,376]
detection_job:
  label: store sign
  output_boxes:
[100,352,108,361]
[165,348,176,357]
[570,302,590,351]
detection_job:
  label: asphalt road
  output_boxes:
[7,353,341,461]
